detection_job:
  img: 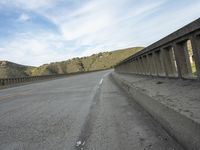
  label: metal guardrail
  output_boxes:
[115,18,200,79]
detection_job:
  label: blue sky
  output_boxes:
[0,0,199,66]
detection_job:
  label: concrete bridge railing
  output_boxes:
[0,69,109,87]
[115,18,200,79]
[0,74,67,87]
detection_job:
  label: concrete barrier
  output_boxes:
[111,72,200,150]
[0,69,110,88]
[115,18,200,80]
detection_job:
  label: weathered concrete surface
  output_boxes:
[121,18,200,63]
[0,70,183,150]
[112,72,200,150]
[80,74,183,150]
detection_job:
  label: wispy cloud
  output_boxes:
[0,0,199,66]
[18,13,30,22]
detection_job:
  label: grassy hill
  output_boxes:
[0,61,35,78]
[0,47,143,78]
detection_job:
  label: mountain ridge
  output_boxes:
[0,47,143,78]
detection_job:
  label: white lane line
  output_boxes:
[103,72,110,77]
[99,78,103,85]
[99,72,110,85]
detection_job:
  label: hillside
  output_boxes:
[0,47,143,78]
[0,61,34,78]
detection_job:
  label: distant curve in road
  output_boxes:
[0,70,183,150]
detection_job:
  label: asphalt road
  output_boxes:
[0,70,183,150]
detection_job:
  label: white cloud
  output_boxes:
[0,32,72,66]
[0,0,57,10]
[0,0,200,66]
[18,13,30,22]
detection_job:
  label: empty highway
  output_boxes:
[0,70,183,150]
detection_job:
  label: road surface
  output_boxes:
[0,70,183,150]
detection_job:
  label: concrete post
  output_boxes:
[130,60,136,73]
[142,56,147,75]
[147,54,152,75]
[132,61,136,73]
[136,59,140,74]
[0,79,2,86]
[146,55,150,75]
[128,61,133,73]
[134,60,138,74]
[139,57,144,74]
[155,50,165,76]
[174,41,193,78]
[160,49,167,76]
[142,57,147,75]
[148,53,156,76]
[190,34,200,79]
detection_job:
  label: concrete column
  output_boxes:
[128,61,133,73]
[146,55,150,75]
[162,46,178,77]
[139,58,143,74]
[160,49,167,76]
[126,62,130,73]
[8,79,11,85]
[190,34,200,79]
[152,52,158,76]
[136,59,140,74]
[132,61,136,73]
[142,56,146,75]
[124,62,129,72]
[142,56,147,75]
[12,79,15,84]
[1,79,5,86]
[139,57,144,74]
[135,59,138,74]
[147,54,152,75]
[152,52,159,76]
[0,79,3,86]
[120,64,125,73]
[4,79,8,85]
[133,60,137,74]
[134,61,137,73]
[148,53,156,76]
[155,50,165,76]
[174,41,193,78]
[129,60,135,73]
